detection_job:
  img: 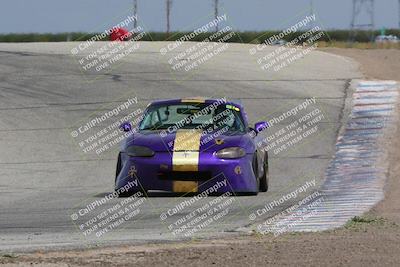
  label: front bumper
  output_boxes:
[116,152,258,193]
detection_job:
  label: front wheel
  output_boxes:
[259,152,269,192]
[115,152,122,185]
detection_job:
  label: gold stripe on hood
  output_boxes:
[172,130,202,192]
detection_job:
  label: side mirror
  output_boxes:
[120,121,132,132]
[255,121,269,133]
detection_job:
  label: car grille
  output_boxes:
[158,171,212,181]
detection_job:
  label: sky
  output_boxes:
[0,0,399,33]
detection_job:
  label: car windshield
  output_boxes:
[139,102,246,133]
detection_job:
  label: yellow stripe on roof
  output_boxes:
[181,97,206,103]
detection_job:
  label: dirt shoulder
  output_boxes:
[320,48,400,81]
[1,49,400,267]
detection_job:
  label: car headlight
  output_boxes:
[215,147,246,159]
[127,145,155,157]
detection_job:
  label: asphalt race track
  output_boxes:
[0,42,361,251]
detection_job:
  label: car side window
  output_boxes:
[141,110,160,129]
[151,112,160,125]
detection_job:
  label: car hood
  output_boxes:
[122,130,255,153]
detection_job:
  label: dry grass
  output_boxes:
[317,41,400,49]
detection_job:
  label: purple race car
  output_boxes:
[115,98,269,195]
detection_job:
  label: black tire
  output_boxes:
[259,152,269,192]
[252,155,260,193]
[115,152,122,185]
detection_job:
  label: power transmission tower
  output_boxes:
[214,0,219,32]
[166,0,172,37]
[350,0,375,42]
[309,0,315,29]
[133,0,138,29]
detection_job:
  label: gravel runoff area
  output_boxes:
[1,48,400,267]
